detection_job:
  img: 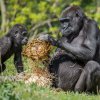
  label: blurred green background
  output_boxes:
[0,0,100,38]
[0,0,100,100]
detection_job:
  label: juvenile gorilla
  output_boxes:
[41,6,100,93]
[0,24,28,73]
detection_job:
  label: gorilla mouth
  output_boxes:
[22,41,27,45]
[62,27,72,36]
[22,39,28,45]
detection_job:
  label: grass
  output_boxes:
[0,56,100,100]
[0,81,100,100]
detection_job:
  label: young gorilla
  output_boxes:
[40,6,100,93]
[0,24,28,73]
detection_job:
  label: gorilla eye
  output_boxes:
[76,12,80,17]
[22,32,27,36]
[59,18,70,23]
[15,30,19,35]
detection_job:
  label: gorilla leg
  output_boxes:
[75,61,100,93]
[57,61,82,91]
[48,60,59,88]
[0,63,6,73]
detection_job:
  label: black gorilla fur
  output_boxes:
[0,24,28,73]
[45,6,100,93]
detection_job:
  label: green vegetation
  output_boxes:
[0,81,100,100]
[0,0,100,38]
[0,0,100,100]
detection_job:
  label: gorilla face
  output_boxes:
[20,31,28,45]
[59,6,84,37]
[10,24,28,45]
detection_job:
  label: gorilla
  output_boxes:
[0,24,28,73]
[40,6,100,93]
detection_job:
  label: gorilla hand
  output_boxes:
[38,34,57,46]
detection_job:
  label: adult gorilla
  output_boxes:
[40,6,100,93]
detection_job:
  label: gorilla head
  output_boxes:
[59,6,86,37]
[8,24,28,46]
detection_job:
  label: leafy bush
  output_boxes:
[0,0,99,38]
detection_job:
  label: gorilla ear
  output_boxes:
[76,12,79,17]
[76,10,82,18]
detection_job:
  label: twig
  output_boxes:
[29,18,58,37]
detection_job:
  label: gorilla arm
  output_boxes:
[59,39,96,61]
[14,47,23,73]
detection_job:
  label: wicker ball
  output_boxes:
[22,39,52,60]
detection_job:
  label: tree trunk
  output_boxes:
[96,0,100,13]
[0,0,7,32]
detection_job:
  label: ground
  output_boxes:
[0,56,100,100]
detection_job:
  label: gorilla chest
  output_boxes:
[71,35,84,46]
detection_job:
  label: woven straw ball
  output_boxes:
[22,39,52,60]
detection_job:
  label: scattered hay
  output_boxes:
[24,67,52,87]
[0,68,52,87]
[21,39,53,86]
[23,58,53,87]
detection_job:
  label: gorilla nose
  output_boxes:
[25,38,28,42]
